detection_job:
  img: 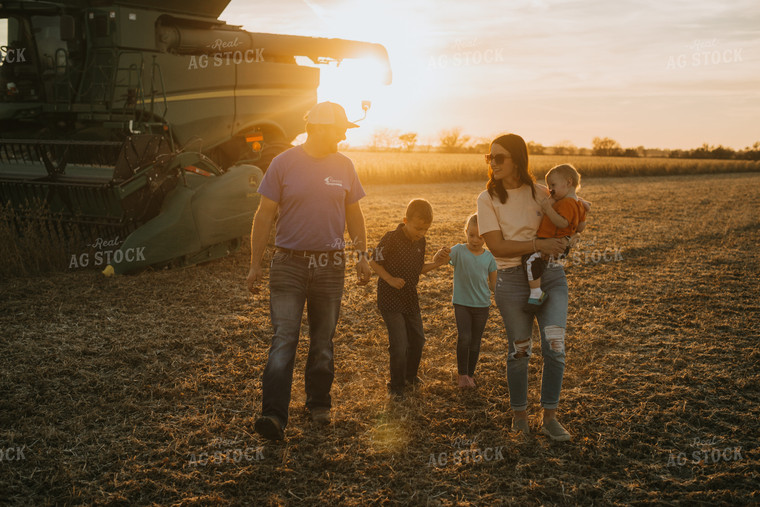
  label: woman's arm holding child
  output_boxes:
[483,232,566,258]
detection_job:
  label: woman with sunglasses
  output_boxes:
[476,133,577,442]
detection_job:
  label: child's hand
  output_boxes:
[387,277,406,289]
[433,246,451,264]
[539,194,555,211]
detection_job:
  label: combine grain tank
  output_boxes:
[0,0,391,274]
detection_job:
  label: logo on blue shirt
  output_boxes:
[324,176,343,187]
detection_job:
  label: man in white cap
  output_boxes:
[246,101,372,440]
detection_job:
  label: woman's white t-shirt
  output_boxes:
[476,184,547,269]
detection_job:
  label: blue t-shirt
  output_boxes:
[258,146,365,250]
[449,243,497,308]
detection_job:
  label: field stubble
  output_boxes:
[0,172,758,504]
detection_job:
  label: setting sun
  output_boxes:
[223,0,760,151]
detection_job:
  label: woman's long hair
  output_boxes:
[486,134,536,204]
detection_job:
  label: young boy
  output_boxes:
[522,164,586,312]
[370,199,450,398]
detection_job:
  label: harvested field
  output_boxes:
[1,172,758,505]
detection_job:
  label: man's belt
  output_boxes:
[275,247,344,257]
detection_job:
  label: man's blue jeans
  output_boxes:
[261,250,345,428]
[494,264,568,412]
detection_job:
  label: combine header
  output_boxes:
[0,0,391,274]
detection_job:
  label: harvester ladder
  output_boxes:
[111,51,145,118]
[149,57,168,121]
[81,48,143,115]
[85,47,117,107]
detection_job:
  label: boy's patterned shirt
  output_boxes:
[374,224,426,314]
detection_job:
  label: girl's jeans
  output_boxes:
[454,304,490,376]
[494,264,568,412]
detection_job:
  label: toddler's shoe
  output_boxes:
[524,292,548,313]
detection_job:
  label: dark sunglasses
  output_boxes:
[485,154,511,165]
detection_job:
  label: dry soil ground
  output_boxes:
[1,172,758,505]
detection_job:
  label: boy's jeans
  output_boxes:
[380,310,425,394]
[261,250,345,428]
[494,264,568,412]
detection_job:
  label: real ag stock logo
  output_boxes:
[427,437,505,467]
[666,39,744,70]
[187,437,265,467]
[0,445,27,462]
[187,38,265,70]
[667,436,743,467]
[427,38,505,70]
[68,236,146,269]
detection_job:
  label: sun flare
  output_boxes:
[299,1,434,146]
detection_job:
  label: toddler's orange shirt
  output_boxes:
[536,197,586,238]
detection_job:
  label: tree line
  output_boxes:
[363,128,760,161]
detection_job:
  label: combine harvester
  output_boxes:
[0,0,390,274]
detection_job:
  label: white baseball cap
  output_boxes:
[304,101,359,129]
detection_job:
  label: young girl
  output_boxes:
[449,214,498,388]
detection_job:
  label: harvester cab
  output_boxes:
[0,0,391,274]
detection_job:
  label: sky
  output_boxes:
[221,0,759,150]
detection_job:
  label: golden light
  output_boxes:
[301,0,435,146]
[317,57,387,116]
[369,419,408,453]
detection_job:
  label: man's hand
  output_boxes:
[356,257,371,286]
[387,277,405,289]
[247,264,264,295]
[433,246,451,264]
